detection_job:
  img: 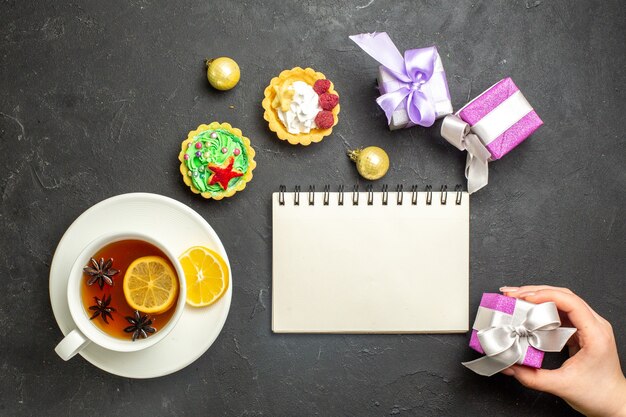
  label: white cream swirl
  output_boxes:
[277,81,321,134]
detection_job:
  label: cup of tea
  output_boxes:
[55,232,187,360]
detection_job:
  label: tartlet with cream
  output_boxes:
[262,67,340,145]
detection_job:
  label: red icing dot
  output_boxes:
[184,154,190,160]
[221,147,228,153]
[315,110,334,129]
[233,148,241,156]
[319,93,339,110]
[195,142,202,149]
[313,79,331,95]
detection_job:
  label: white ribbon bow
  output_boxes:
[440,115,491,194]
[463,302,576,376]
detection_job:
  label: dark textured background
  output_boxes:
[1,0,624,416]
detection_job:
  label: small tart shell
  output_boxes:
[178,122,256,200]
[262,67,340,146]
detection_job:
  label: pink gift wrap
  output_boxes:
[469,293,544,368]
[458,78,543,160]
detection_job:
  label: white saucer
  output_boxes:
[49,193,232,378]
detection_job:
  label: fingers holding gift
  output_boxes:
[518,288,607,327]
[516,289,601,340]
[499,286,618,358]
[502,365,567,395]
[501,285,605,325]
[499,285,574,297]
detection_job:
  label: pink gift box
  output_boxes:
[458,78,543,160]
[469,293,544,368]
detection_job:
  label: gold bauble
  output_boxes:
[206,57,240,91]
[348,146,389,180]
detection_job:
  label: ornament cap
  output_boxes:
[347,148,362,162]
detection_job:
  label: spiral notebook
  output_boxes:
[272,185,470,333]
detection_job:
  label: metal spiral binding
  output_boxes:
[278,185,286,205]
[279,184,464,205]
[367,185,374,205]
[455,184,463,205]
[382,184,389,205]
[338,185,344,205]
[440,185,448,205]
[294,185,300,205]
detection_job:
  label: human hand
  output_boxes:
[498,285,626,417]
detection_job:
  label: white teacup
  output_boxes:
[55,232,187,360]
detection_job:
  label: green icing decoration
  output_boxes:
[184,129,249,193]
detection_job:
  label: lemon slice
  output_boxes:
[178,246,229,307]
[123,256,179,314]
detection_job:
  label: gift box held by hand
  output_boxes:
[463,293,576,377]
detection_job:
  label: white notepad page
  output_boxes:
[272,190,469,333]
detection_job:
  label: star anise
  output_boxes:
[124,310,156,341]
[88,294,116,324]
[83,258,119,289]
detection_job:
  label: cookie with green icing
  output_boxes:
[179,123,256,200]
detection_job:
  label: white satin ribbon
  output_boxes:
[472,91,533,145]
[463,302,576,377]
[440,115,491,194]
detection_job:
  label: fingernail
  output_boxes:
[517,291,536,298]
[501,367,515,376]
[499,286,519,292]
